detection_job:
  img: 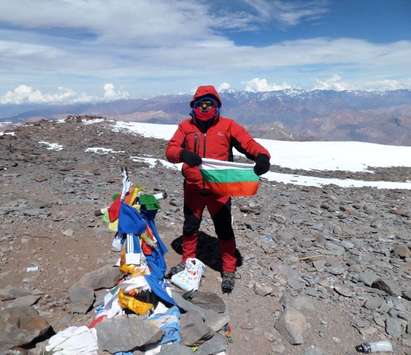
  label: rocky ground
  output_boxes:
[0,117,410,355]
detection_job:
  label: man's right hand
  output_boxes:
[181,150,202,166]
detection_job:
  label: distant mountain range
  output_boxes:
[1,89,411,145]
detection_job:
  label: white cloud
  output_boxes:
[312,74,351,91]
[103,83,129,100]
[0,2,409,95]
[244,78,292,92]
[0,39,61,59]
[133,38,411,78]
[360,79,411,91]
[244,0,329,27]
[0,0,329,44]
[312,75,411,91]
[218,82,232,92]
[0,83,128,104]
[1,76,410,106]
[0,85,79,104]
[0,1,220,46]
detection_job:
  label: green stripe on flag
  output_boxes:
[201,168,258,183]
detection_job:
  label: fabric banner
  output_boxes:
[118,202,147,235]
[200,158,260,197]
[125,233,142,265]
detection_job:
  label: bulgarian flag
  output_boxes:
[200,158,260,197]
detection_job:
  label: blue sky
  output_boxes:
[0,0,410,104]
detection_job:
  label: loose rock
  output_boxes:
[0,306,53,352]
[275,307,307,345]
[96,315,162,353]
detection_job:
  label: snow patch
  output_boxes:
[85,147,124,155]
[129,155,411,190]
[257,139,411,173]
[263,171,411,190]
[130,156,180,170]
[38,141,63,151]
[112,121,177,140]
[82,118,106,125]
[0,131,15,136]
[112,121,411,173]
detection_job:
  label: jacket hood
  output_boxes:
[190,85,222,108]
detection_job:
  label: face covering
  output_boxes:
[193,105,218,121]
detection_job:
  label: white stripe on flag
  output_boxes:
[126,234,141,265]
[201,158,255,169]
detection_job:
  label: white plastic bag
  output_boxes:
[171,258,205,291]
[111,234,123,252]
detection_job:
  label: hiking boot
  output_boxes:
[221,272,235,294]
[165,262,185,279]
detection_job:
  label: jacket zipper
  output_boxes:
[203,133,207,158]
[202,133,206,189]
[194,133,199,155]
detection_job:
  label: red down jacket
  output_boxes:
[166,114,271,190]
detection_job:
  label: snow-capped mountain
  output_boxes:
[1,89,411,145]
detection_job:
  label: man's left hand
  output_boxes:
[254,154,270,176]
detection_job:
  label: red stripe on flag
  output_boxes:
[204,181,260,196]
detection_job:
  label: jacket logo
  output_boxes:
[217,131,225,137]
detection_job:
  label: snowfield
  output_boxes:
[111,121,411,190]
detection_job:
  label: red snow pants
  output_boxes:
[182,183,237,273]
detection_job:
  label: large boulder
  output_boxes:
[96,315,162,353]
[158,342,193,354]
[187,291,226,313]
[173,292,229,332]
[0,286,32,301]
[68,285,95,314]
[0,306,53,352]
[371,278,401,297]
[197,333,228,355]
[180,311,213,346]
[77,264,122,290]
[68,265,121,313]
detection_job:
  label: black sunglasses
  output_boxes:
[194,98,216,110]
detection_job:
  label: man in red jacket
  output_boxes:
[165,85,271,293]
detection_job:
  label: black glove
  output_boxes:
[254,154,270,175]
[181,150,202,167]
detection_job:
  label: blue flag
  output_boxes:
[118,202,146,235]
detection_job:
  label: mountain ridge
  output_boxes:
[2,89,411,145]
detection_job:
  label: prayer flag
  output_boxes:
[118,202,146,235]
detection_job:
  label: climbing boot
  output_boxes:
[221,272,235,293]
[165,262,185,279]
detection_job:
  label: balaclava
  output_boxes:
[192,95,219,122]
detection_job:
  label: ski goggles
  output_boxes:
[193,98,216,111]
